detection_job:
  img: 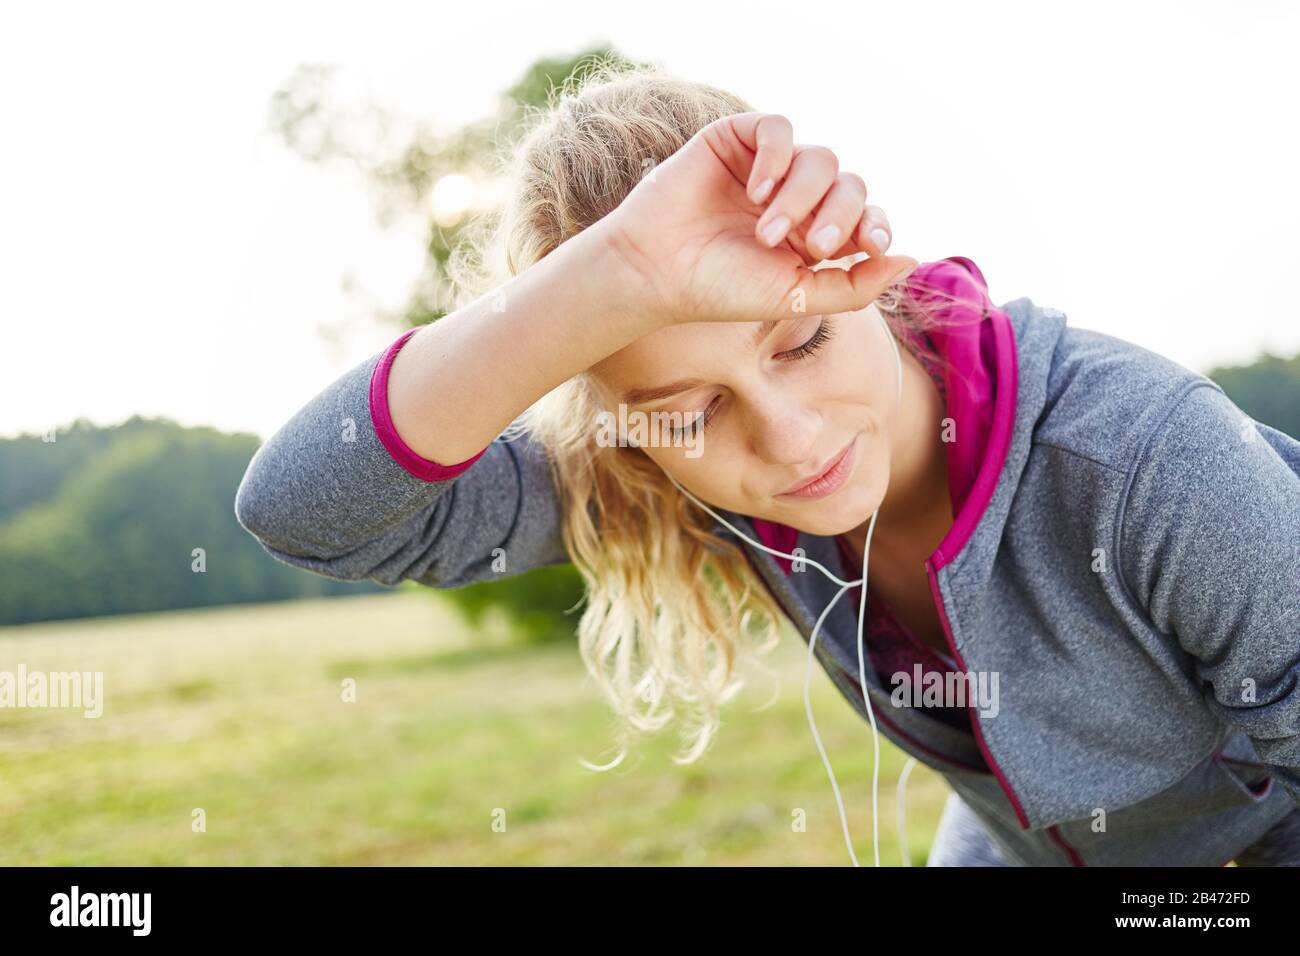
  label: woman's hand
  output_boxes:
[599,111,919,329]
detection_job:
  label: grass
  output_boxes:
[0,589,949,865]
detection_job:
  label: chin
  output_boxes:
[780,483,882,537]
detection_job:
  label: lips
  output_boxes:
[774,437,857,496]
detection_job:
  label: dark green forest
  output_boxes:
[0,416,383,625]
[1207,351,1300,440]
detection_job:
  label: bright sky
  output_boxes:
[2,0,1297,443]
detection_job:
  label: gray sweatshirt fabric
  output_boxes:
[234,296,1300,867]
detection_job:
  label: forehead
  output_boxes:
[587,319,764,403]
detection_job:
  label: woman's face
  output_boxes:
[586,304,902,536]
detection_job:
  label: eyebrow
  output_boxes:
[620,321,780,406]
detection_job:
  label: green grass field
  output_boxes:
[0,589,949,865]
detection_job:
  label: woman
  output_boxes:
[234,66,1300,866]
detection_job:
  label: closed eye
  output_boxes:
[668,318,837,440]
[775,316,836,361]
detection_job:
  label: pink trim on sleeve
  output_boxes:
[368,327,489,482]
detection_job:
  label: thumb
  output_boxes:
[785,255,919,318]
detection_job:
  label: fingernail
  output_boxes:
[751,177,774,203]
[761,215,790,246]
[868,227,891,253]
[811,224,841,254]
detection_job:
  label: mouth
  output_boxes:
[777,435,858,500]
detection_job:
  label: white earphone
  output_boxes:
[666,307,919,866]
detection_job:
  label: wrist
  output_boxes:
[580,216,674,336]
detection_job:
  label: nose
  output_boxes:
[743,389,823,468]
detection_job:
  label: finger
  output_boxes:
[755,144,838,248]
[739,114,794,204]
[817,202,892,261]
[802,172,868,260]
[784,194,851,265]
[702,112,795,204]
[852,203,892,258]
[777,222,820,267]
[786,254,919,318]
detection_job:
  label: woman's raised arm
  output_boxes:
[233,217,652,587]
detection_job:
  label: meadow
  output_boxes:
[0,589,947,865]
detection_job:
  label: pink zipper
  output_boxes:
[1047,825,1086,866]
[925,556,1085,865]
[925,561,1086,868]
[925,556,1028,829]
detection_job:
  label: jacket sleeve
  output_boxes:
[232,328,571,588]
[1118,379,1300,807]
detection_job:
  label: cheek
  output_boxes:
[834,318,900,414]
[646,444,753,509]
